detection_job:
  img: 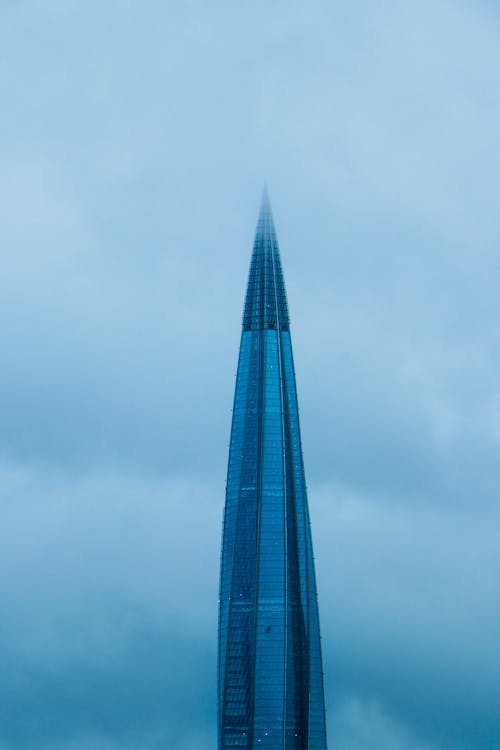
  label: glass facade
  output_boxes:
[218,194,327,750]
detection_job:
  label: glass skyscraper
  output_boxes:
[218,193,327,750]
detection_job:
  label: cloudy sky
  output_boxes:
[1,1,499,748]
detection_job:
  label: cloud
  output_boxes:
[0,463,218,748]
[331,695,438,750]
[314,481,499,749]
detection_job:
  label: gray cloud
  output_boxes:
[313,481,498,748]
[0,466,218,748]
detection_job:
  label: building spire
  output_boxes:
[218,193,327,750]
[259,184,271,217]
[242,191,290,331]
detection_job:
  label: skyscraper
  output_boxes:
[218,193,327,750]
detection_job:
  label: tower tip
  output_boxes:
[259,185,272,220]
[243,188,289,331]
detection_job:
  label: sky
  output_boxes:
[0,1,499,748]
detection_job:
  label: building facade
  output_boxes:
[218,193,327,750]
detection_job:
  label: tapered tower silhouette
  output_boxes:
[218,193,327,750]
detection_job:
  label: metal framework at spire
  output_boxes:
[243,193,289,332]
